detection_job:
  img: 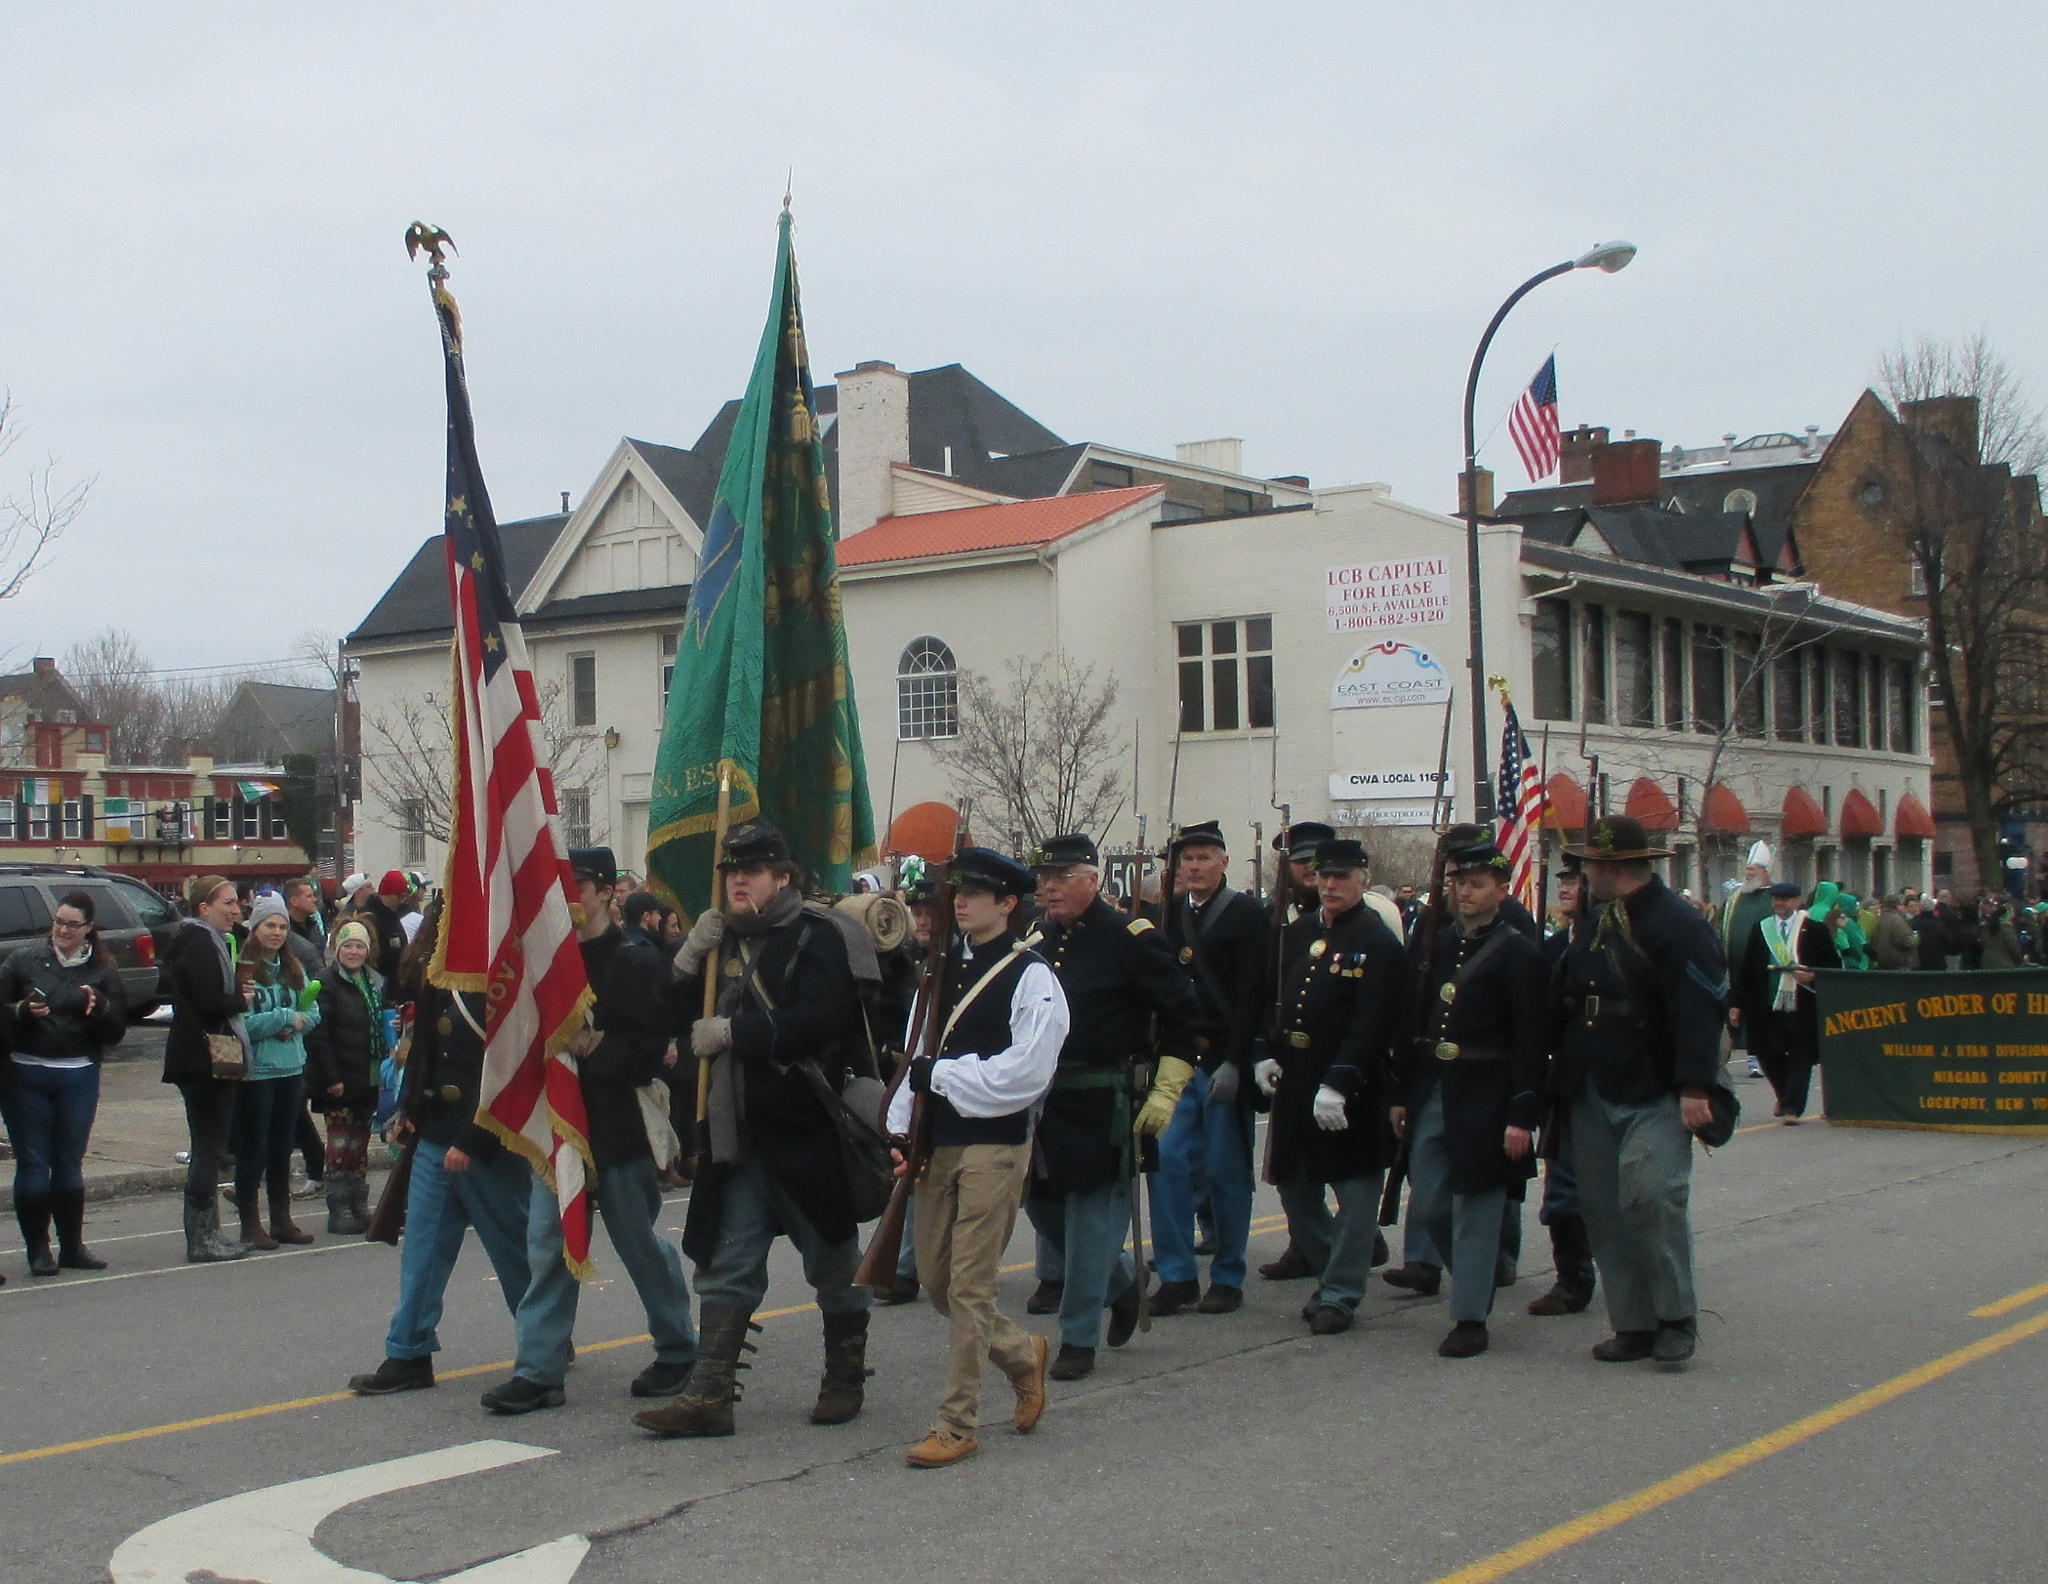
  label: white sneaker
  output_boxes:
[1747,1057,1763,1077]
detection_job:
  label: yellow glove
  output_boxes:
[1135,1056,1197,1138]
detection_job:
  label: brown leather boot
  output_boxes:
[268,1196,315,1245]
[633,1304,754,1438]
[238,1197,278,1251]
[811,1311,869,1424]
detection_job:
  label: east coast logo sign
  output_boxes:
[1330,638,1450,710]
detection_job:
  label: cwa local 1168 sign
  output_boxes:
[1327,558,1453,632]
[1331,638,1450,709]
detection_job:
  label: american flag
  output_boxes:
[423,254,597,1279]
[1508,355,1561,482]
[1495,699,1545,911]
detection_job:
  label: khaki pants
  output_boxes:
[914,1141,1039,1434]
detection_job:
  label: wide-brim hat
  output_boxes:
[1561,814,1672,862]
[949,847,1035,897]
[1030,833,1100,871]
[717,822,794,871]
[1444,838,1511,878]
[1277,821,1335,859]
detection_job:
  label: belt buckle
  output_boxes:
[1584,994,1601,1021]
[1434,1041,1459,1062]
[1287,1030,1311,1049]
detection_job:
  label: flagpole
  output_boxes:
[695,762,734,1139]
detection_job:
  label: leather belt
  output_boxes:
[1434,1043,1510,1063]
[1582,995,1638,1021]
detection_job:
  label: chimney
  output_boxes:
[1558,425,1609,485]
[832,360,911,538]
[31,657,55,679]
[1458,467,1495,517]
[1591,439,1662,506]
[1175,438,1244,474]
[561,491,572,514]
[1902,396,1982,464]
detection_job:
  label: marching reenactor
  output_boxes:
[1391,837,1548,1358]
[1256,819,1332,1285]
[1553,815,1728,1366]
[1527,861,1596,1317]
[1256,837,1413,1335]
[1151,820,1268,1316]
[635,822,870,1438]
[1026,834,1201,1380]
[480,848,698,1416]
[1730,880,1838,1124]
[884,848,1068,1468]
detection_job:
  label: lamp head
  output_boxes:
[1574,241,1637,274]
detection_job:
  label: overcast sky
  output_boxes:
[4,3,2044,675]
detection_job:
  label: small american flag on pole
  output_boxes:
[1508,354,1561,482]
[418,236,597,1279]
[1495,696,1545,912]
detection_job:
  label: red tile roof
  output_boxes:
[835,485,1162,567]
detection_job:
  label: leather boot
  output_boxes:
[186,1201,249,1262]
[269,1195,315,1245]
[632,1304,755,1437]
[52,1189,107,1271]
[327,1175,369,1236]
[811,1310,870,1424]
[17,1197,58,1276]
[1527,1215,1596,1316]
[351,1177,372,1228]
[238,1196,279,1251]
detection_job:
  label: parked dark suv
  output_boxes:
[0,864,184,1019]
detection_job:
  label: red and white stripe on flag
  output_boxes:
[1508,354,1561,483]
[1495,701,1545,912]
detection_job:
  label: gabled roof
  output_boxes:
[213,681,334,762]
[349,513,567,645]
[836,486,1161,568]
[626,438,720,532]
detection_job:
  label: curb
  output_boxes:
[0,1168,193,1213]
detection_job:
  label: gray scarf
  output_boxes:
[704,885,806,1164]
[184,916,251,1061]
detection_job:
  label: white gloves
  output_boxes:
[1254,1058,1282,1096]
[674,910,726,978]
[689,1015,732,1058]
[1313,1084,1349,1132]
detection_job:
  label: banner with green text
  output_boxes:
[1817,970,2048,1133]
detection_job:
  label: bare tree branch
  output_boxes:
[940,657,1127,850]
[62,625,240,764]
[0,394,91,606]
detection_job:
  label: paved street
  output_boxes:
[4,1067,2047,1584]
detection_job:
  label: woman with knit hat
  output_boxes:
[232,893,323,1248]
[304,920,387,1234]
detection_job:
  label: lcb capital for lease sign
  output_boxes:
[1327,558,1453,633]
[1817,970,2048,1131]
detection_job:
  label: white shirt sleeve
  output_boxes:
[929,960,1069,1118]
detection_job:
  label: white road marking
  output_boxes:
[0,1236,378,1295]
[107,1438,588,1583]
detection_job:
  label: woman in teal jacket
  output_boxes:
[234,894,323,1249]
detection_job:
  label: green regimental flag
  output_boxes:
[646,209,877,921]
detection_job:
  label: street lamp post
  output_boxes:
[1460,241,1636,823]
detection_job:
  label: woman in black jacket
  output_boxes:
[303,920,388,1234]
[161,875,254,1263]
[0,890,128,1276]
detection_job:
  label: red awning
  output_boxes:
[886,801,959,861]
[1840,788,1883,839]
[1700,783,1750,836]
[1781,786,1827,839]
[1624,777,1680,832]
[1895,791,1937,841]
[1543,773,1589,834]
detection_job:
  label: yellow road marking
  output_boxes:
[1425,1305,2048,1584]
[0,1214,1295,1467]
[1971,1279,2048,1319]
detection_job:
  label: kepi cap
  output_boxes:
[948,847,1035,898]
[718,822,795,871]
[568,847,618,888]
[1314,837,1369,874]
[1030,833,1100,871]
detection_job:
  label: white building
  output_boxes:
[348,364,1931,902]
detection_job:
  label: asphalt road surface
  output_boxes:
[4,1071,2047,1584]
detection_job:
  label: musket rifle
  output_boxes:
[855,827,962,1290]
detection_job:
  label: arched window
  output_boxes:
[897,635,958,741]
[897,638,958,741]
